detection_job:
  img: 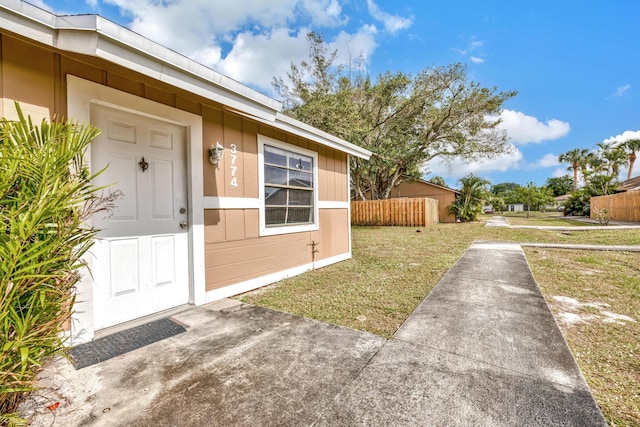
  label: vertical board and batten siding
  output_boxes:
[1,33,351,295]
[591,192,640,222]
[351,198,439,227]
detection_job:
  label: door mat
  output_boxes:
[69,317,187,369]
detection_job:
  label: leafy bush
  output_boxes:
[0,104,104,425]
[563,189,591,216]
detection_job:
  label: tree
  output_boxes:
[427,176,446,187]
[515,182,554,217]
[622,138,640,179]
[491,182,518,194]
[485,194,506,213]
[446,174,490,222]
[491,182,519,204]
[274,32,517,200]
[544,175,573,197]
[558,148,589,190]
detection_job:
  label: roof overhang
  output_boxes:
[0,0,371,160]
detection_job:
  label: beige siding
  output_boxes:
[205,208,349,291]
[312,209,350,258]
[205,232,312,291]
[1,35,55,120]
[1,32,352,295]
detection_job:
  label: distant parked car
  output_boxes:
[483,208,494,214]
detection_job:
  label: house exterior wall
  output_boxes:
[201,110,349,294]
[391,181,458,223]
[0,32,352,326]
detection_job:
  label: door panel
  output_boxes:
[90,105,189,330]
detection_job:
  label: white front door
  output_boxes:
[90,104,190,330]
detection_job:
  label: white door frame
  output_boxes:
[67,75,206,344]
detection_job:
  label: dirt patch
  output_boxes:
[552,295,636,326]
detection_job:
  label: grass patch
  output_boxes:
[526,248,639,426]
[239,219,639,425]
[242,225,471,338]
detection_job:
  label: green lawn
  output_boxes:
[239,221,640,426]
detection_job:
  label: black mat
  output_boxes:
[69,317,186,369]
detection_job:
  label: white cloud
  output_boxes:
[366,0,413,34]
[614,84,631,97]
[301,0,347,27]
[90,0,407,92]
[217,28,310,90]
[603,129,640,145]
[552,167,569,178]
[535,153,560,168]
[455,37,486,64]
[328,26,378,70]
[497,110,570,144]
[425,148,524,184]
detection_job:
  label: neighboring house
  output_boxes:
[388,179,460,223]
[0,2,371,343]
[616,176,640,192]
[554,194,571,211]
[506,204,526,212]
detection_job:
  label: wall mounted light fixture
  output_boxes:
[209,141,225,167]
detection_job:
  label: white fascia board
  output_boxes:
[0,0,56,44]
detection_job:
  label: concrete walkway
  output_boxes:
[23,243,606,426]
[486,215,640,252]
[486,215,640,231]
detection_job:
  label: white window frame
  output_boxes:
[258,134,319,236]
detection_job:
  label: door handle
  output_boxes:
[179,221,188,229]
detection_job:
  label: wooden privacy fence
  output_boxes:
[590,192,640,222]
[351,197,439,226]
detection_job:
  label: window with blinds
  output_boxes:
[263,144,314,226]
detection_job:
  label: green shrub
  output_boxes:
[564,189,591,216]
[0,103,104,425]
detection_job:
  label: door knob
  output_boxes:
[179,221,188,229]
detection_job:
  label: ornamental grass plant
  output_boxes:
[0,104,105,426]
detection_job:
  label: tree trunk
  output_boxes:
[628,152,637,180]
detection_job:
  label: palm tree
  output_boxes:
[596,142,628,179]
[558,148,589,190]
[605,146,628,178]
[623,139,640,179]
[446,174,490,222]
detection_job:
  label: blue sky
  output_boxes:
[31,0,640,188]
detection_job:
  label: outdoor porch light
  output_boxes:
[209,141,225,166]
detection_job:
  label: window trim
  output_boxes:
[258,134,319,236]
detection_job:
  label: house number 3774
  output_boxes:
[229,144,238,188]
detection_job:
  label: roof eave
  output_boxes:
[0,1,371,158]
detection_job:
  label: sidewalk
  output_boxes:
[22,242,606,426]
[317,242,606,425]
[486,215,640,230]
